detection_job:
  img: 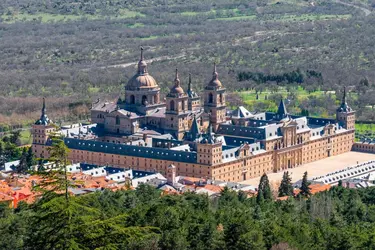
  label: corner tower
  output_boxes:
[123,47,164,115]
[164,69,189,140]
[196,123,223,166]
[32,98,55,158]
[336,87,355,130]
[204,63,226,131]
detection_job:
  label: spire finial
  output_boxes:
[42,97,46,116]
[188,73,192,91]
[342,86,347,104]
[213,62,218,80]
[174,68,180,86]
[137,46,147,74]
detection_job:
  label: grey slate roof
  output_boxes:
[65,138,198,163]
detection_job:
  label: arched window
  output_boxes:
[116,115,120,125]
[142,95,147,105]
[182,100,185,111]
[170,100,175,111]
[130,95,135,104]
[208,93,213,103]
[219,93,223,103]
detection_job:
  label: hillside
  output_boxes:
[0,0,375,127]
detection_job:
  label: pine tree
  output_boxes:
[299,171,311,198]
[278,171,293,197]
[16,147,28,174]
[0,142,5,168]
[257,173,272,203]
[26,146,35,169]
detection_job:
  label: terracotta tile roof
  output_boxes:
[294,183,331,196]
[197,184,223,193]
[277,196,289,201]
[0,192,14,202]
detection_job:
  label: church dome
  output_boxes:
[127,74,158,88]
[126,47,159,89]
[169,69,185,95]
[207,63,223,88]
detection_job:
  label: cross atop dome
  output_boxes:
[169,68,185,95]
[137,46,148,75]
[206,62,223,89]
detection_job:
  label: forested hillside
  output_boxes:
[1,184,375,249]
[1,0,375,127]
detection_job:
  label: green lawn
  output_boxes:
[19,129,32,145]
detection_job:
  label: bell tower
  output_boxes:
[204,63,226,131]
[164,69,189,140]
[32,98,55,158]
[336,87,355,130]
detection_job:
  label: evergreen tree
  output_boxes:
[278,171,294,197]
[26,146,35,169]
[257,173,272,203]
[16,147,28,174]
[299,171,311,198]
[0,142,5,168]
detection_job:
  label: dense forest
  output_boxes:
[1,0,375,127]
[1,183,375,249]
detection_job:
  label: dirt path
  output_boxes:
[334,0,372,16]
[100,53,186,69]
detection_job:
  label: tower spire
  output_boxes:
[35,97,51,125]
[277,99,288,119]
[42,97,46,117]
[174,68,180,87]
[140,46,144,61]
[188,73,192,92]
[213,62,218,80]
[342,86,347,105]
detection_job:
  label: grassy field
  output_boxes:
[355,123,375,141]
[237,86,337,116]
[19,130,32,145]
[1,9,144,23]
[239,86,331,103]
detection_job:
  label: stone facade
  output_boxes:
[32,49,356,182]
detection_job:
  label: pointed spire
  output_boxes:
[342,86,347,105]
[213,62,218,80]
[277,99,288,118]
[174,68,180,87]
[190,115,200,140]
[35,97,51,125]
[140,46,144,61]
[337,86,351,112]
[188,73,192,92]
[42,97,46,117]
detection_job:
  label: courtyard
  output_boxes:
[240,151,375,186]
